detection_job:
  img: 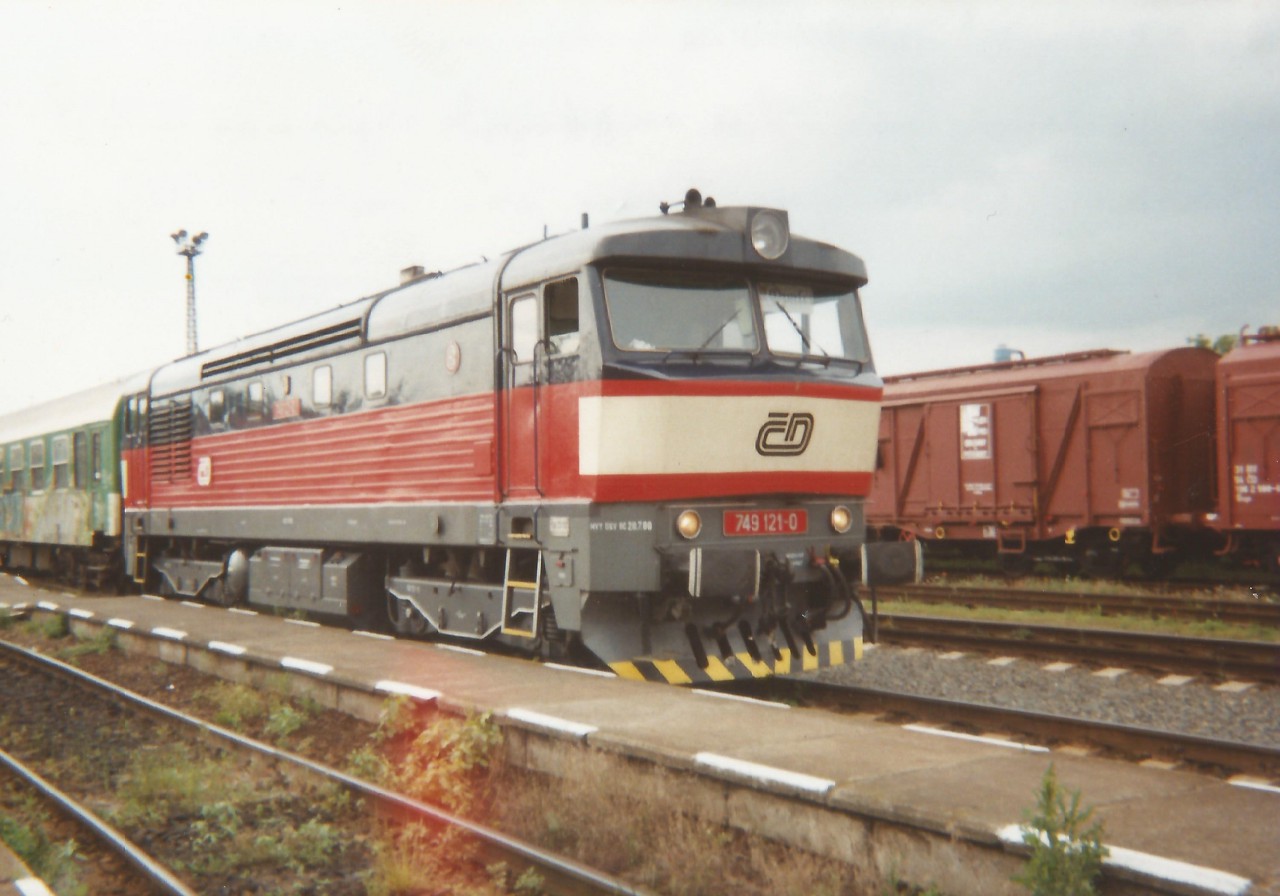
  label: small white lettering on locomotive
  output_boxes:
[589,520,655,533]
[196,456,213,487]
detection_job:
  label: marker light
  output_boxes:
[750,210,789,260]
[676,510,703,540]
[830,505,853,534]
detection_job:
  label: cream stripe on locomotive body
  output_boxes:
[116,190,886,685]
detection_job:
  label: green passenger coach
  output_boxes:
[0,378,135,587]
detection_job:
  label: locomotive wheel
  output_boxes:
[388,593,427,636]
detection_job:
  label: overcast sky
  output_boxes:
[1,1,1276,415]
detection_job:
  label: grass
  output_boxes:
[882,597,1279,642]
[0,797,87,896]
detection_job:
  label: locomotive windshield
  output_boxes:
[603,270,758,353]
[602,269,870,364]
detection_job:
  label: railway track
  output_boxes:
[875,582,1280,626]
[0,638,651,896]
[0,748,196,895]
[747,679,1280,781]
[870,612,1280,683]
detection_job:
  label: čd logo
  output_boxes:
[755,412,814,456]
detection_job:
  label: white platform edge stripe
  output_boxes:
[352,630,394,641]
[1230,778,1280,795]
[693,689,791,710]
[15,575,30,586]
[997,826,1251,895]
[15,877,56,896]
[152,627,188,641]
[68,608,94,619]
[541,662,616,678]
[36,600,59,611]
[209,641,247,656]
[281,656,333,676]
[375,680,442,702]
[904,724,1050,753]
[695,752,835,795]
[285,618,321,628]
[107,618,135,629]
[507,708,597,738]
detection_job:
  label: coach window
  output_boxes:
[91,432,103,483]
[365,352,387,400]
[209,389,227,426]
[8,445,23,492]
[313,365,332,407]
[29,440,46,492]
[52,436,70,489]
[248,381,265,418]
[74,432,88,488]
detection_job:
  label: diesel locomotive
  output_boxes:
[1,190,903,684]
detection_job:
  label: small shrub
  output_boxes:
[1013,765,1108,896]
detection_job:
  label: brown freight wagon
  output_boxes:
[1213,327,1280,572]
[868,347,1219,576]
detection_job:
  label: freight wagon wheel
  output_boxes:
[1079,547,1123,579]
[998,553,1034,578]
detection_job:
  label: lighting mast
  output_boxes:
[171,229,208,356]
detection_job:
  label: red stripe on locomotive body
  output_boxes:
[147,394,497,508]
[136,376,880,511]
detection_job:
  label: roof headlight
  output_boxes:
[750,209,789,260]
[830,505,853,534]
[676,510,703,540]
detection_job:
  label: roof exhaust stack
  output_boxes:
[400,265,426,285]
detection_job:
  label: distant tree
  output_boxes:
[1188,333,1239,355]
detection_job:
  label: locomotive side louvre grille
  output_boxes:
[149,397,193,483]
[200,319,363,380]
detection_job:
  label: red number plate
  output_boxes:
[723,509,808,537]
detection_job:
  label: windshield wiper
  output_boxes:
[773,301,832,366]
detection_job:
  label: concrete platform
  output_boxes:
[3,574,1277,896]
[0,841,50,896]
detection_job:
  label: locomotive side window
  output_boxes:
[248,381,265,418]
[510,295,537,363]
[29,440,46,492]
[313,365,332,407]
[52,435,70,489]
[209,389,227,426]
[365,352,387,400]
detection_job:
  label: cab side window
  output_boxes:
[545,278,579,355]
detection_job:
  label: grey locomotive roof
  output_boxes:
[150,205,869,396]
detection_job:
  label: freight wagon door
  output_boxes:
[1222,374,1280,530]
[958,390,1037,531]
[1084,390,1144,527]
